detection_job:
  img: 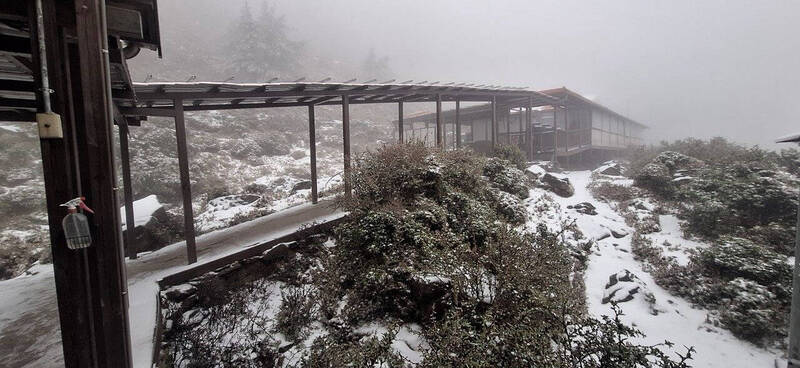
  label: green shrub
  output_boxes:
[718,278,781,345]
[589,182,636,203]
[693,237,792,287]
[275,285,317,341]
[492,143,527,170]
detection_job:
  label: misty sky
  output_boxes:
[141,0,800,148]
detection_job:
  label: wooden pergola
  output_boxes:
[113,81,559,263]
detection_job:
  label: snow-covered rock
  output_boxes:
[602,269,663,316]
[540,172,574,197]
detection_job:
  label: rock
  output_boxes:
[291,180,313,194]
[541,173,574,197]
[593,161,625,176]
[602,269,663,315]
[568,202,597,215]
[610,228,629,238]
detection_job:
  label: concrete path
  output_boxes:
[0,200,342,368]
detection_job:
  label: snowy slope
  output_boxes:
[527,169,782,367]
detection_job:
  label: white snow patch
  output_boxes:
[119,195,163,230]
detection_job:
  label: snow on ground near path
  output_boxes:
[527,169,781,368]
[0,201,343,368]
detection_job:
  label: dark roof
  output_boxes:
[114,81,560,116]
[539,87,647,128]
[0,1,161,121]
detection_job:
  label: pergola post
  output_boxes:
[398,101,404,143]
[552,107,558,162]
[118,121,136,259]
[435,94,443,148]
[491,96,497,147]
[526,95,533,160]
[342,95,352,197]
[173,99,197,264]
[455,99,461,148]
[308,104,318,204]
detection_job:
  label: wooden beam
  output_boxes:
[398,101,404,143]
[118,121,136,259]
[455,99,461,148]
[173,98,197,264]
[118,106,175,117]
[308,105,318,204]
[435,94,442,147]
[342,95,352,197]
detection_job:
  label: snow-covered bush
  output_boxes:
[589,181,636,203]
[718,278,781,345]
[483,157,530,199]
[492,143,528,170]
[676,164,797,251]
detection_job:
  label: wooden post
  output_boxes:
[552,107,558,162]
[308,105,318,204]
[342,95,352,197]
[455,99,461,148]
[398,101,404,143]
[527,96,533,161]
[118,122,136,259]
[34,1,101,365]
[491,96,497,148]
[173,99,197,264]
[72,0,133,364]
[435,94,443,148]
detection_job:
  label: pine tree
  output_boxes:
[224,1,303,81]
[361,48,392,80]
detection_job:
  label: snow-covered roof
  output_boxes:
[115,81,560,115]
[776,132,800,143]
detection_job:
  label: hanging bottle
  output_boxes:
[60,197,94,249]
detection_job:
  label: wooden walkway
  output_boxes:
[0,201,342,368]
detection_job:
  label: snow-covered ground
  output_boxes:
[526,169,783,367]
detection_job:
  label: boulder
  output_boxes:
[541,173,574,197]
[602,269,663,315]
[291,180,313,194]
[568,202,597,215]
[593,161,625,176]
[120,195,178,255]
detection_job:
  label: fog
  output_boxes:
[135,0,800,148]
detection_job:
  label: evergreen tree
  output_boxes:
[361,48,392,80]
[224,1,302,81]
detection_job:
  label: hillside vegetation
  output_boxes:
[161,143,692,367]
[615,138,798,347]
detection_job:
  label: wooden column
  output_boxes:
[435,94,443,148]
[342,95,352,197]
[308,105,318,203]
[455,99,461,148]
[118,122,136,259]
[491,96,497,147]
[72,0,132,365]
[173,99,197,264]
[552,107,558,162]
[526,96,533,160]
[398,101,404,143]
[34,1,100,365]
